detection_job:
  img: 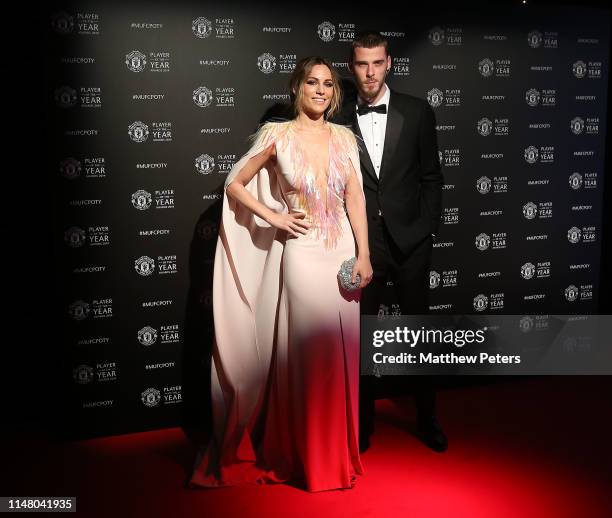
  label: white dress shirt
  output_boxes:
[356,84,390,178]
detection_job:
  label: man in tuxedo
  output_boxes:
[334,31,447,453]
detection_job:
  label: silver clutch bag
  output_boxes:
[338,257,361,291]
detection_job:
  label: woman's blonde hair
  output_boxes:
[289,56,342,119]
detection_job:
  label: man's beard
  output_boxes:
[360,79,383,102]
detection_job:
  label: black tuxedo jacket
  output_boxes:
[334,89,443,256]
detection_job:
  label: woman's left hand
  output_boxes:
[352,256,373,288]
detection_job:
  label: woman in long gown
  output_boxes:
[188,56,373,492]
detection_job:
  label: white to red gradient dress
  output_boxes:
[189,121,364,492]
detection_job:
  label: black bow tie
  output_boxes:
[357,103,387,116]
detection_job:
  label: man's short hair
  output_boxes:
[350,31,389,63]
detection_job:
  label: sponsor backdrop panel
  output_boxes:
[47,3,609,437]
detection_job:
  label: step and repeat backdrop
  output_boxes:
[47,2,609,437]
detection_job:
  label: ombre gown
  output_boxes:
[189,120,364,492]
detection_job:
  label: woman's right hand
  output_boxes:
[267,212,311,237]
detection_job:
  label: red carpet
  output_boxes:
[5,377,611,517]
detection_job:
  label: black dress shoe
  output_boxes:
[416,416,448,452]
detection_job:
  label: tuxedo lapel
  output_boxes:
[379,91,404,182]
[346,107,378,183]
